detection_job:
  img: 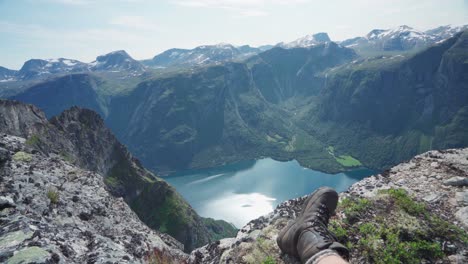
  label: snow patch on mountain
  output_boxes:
[281,32,331,48]
[143,43,269,68]
[340,24,467,52]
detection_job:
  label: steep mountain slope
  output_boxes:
[0,66,17,81]
[190,148,468,263]
[0,100,236,251]
[107,43,357,174]
[107,62,308,173]
[248,42,356,103]
[304,31,468,171]
[11,73,106,118]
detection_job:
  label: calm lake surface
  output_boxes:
[165,158,375,228]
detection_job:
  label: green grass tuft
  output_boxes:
[340,197,371,223]
[379,189,426,215]
[262,256,276,264]
[12,151,32,162]
[59,151,74,163]
[46,188,59,204]
[104,176,120,188]
[25,134,40,146]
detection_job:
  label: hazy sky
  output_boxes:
[0,0,467,69]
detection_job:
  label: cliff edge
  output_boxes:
[190,148,468,263]
[0,134,187,263]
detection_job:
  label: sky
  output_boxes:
[0,0,467,69]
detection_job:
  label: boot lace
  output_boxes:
[315,203,331,225]
[307,203,336,243]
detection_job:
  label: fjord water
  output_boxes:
[166,158,375,228]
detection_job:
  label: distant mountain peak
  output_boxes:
[16,57,89,80]
[91,50,145,73]
[109,49,128,55]
[398,25,413,30]
[94,50,133,63]
[312,32,331,42]
[196,43,236,50]
[215,42,233,47]
[281,32,331,48]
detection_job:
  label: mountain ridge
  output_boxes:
[338,24,468,55]
[1,24,465,81]
[0,50,147,82]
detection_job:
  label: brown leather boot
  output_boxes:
[296,222,349,263]
[276,187,339,257]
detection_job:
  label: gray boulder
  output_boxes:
[443,177,468,186]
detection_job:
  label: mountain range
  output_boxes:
[0,50,146,83]
[338,24,468,55]
[1,25,467,176]
[142,43,272,69]
[2,24,464,83]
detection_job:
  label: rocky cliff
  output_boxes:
[0,134,187,263]
[0,100,235,252]
[190,148,468,263]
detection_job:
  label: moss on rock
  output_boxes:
[12,151,32,162]
[0,230,33,249]
[7,247,49,264]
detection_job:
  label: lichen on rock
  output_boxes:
[0,134,188,263]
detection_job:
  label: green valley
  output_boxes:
[6,31,468,177]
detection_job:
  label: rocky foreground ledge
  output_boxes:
[190,149,468,264]
[0,134,187,263]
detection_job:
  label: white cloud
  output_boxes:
[175,0,308,8]
[46,0,90,5]
[109,15,160,31]
[44,0,144,5]
[173,0,309,16]
[239,10,268,17]
[0,20,160,63]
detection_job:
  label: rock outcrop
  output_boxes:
[0,100,235,252]
[0,134,187,263]
[190,148,468,263]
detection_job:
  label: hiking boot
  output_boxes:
[276,187,339,257]
[296,221,349,263]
